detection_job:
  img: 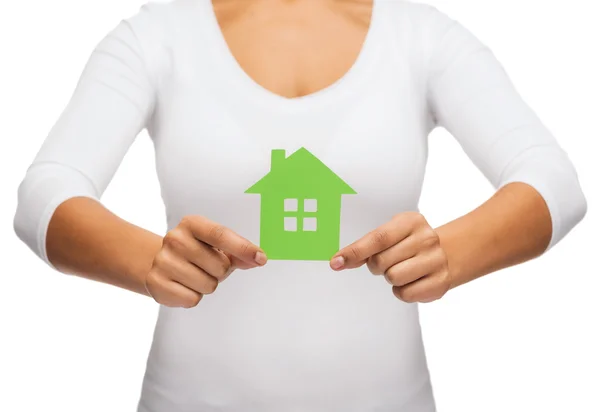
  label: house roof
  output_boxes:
[245,147,356,195]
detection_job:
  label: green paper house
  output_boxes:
[245,148,356,261]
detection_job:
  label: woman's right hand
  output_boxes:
[145,215,267,308]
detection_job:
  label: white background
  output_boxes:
[0,0,598,411]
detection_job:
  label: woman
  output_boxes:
[14,0,587,410]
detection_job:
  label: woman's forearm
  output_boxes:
[435,182,553,289]
[46,197,163,296]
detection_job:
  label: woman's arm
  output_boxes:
[14,4,265,307]
[13,5,163,294]
[426,6,587,285]
[330,6,586,301]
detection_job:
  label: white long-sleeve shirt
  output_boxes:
[14,0,587,411]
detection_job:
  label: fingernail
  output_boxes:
[254,251,267,265]
[331,256,345,270]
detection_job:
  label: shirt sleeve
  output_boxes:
[13,4,165,268]
[424,7,587,251]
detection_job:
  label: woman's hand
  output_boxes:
[146,215,267,308]
[330,212,452,303]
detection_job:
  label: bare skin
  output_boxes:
[213,0,373,98]
[46,0,552,307]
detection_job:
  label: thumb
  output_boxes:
[330,251,367,271]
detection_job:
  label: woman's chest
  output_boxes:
[151,85,429,231]
[148,18,431,235]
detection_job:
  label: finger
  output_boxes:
[331,217,414,270]
[163,228,232,280]
[166,257,219,295]
[392,271,450,303]
[178,239,233,280]
[182,216,267,266]
[384,249,445,287]
[146,269,203,308]
[366,235,421,275]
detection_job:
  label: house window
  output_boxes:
[304,199,317,212]
[284,198,298,212]
[303,217,317,231]
[283,198,317,232]
[284,217,297,231]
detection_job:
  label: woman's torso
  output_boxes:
[138,0,436,410]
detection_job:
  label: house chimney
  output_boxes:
[271,149,285,171]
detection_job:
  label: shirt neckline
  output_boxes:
[201,0,382,113]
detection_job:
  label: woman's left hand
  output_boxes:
[330,212,453,303]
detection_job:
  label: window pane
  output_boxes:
[304,199,317,212]
[284,198,298,212]
[303,217,317,231]
[284,217,297,231]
